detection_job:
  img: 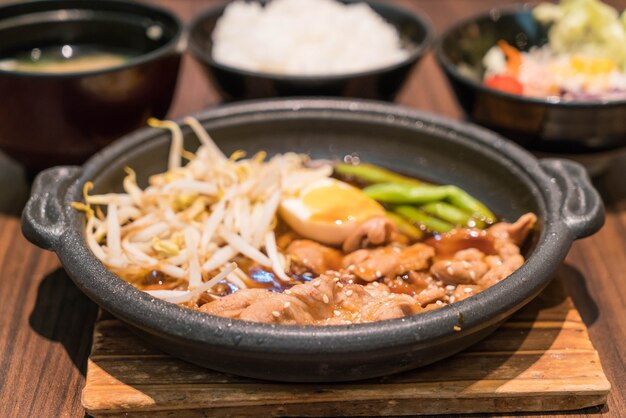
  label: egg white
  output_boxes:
[279,178,384,246]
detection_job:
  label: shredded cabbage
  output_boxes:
[534,0,626,69]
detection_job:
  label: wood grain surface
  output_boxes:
[82,278,610,417]
[0,0,624,417]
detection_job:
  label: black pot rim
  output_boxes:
[0,0,184,79]
[434,4,626,108]
[187,0,434,82]
[40,98,592,356]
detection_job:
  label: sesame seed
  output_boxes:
[464,287,473,294]
[446,266,455,275]
[436,300,443,306]
[346,290,353,296]
[284,302,291,308]
[375,270,382,277]
[347,265,355,271]
[322,294,329,304]
[372,282,379,287]
[453,325,461,332]
[272,311,281,318]
[469,271,476,279]
[449,296,456,303]
[284,289,292,295]
[313,281,320,287]
[388,294,396,299]
[446,285,455,291]
[333,277,340,283]
[333,310,341,316]
[337,282,344,288]
[358,267,365,273]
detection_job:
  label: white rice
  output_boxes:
[211,0,410,76]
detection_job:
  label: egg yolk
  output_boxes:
[302,183,384,224]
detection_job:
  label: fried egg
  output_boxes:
[279,178,385,246]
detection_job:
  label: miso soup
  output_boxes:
[0,44,134,74]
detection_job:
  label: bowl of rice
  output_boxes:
[435,0,626,170]
[188,0,432,100]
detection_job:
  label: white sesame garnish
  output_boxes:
[449,296,456,303]
[284,301,291,308]
[313,281,320,287]
[388,294,396,299]
[469,271,476,279]
[322,294,329,304]
[284,289,292,295]
[333,310,341,316]
[347,265,355,272]
[337,282,344,288]
[464,287,473,293]
[446,285,455,291]
[346,290,354,296]
[372,282,379,287]
[375,270,382,277]
[333,277,340,282]
[272,311,281,318]
[446,266,455,275]
[436,300,443,306]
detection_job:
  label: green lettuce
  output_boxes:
[533,0,626,69]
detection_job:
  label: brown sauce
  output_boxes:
[426,229,497,258]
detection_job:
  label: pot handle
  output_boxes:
[539,158,604,239]
[21,166,82,251]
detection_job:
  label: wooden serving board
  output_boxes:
[82,276,610,417]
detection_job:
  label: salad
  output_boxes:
[482,0,626,101]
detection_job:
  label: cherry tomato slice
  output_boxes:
[484,75,524,95]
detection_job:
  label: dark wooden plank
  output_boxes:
[0,215,99,417]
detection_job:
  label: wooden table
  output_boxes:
[0,1,624,416]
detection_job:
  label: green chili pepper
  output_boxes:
[363,183,449,204]
[385,211,423,240]
[335,163,424,186]
[420,202,486,228]
[394,206,454,233]
[363,182,496,225]
[444,186,496,224]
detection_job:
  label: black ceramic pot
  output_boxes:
[22,99,603,382]
[188,0,432,101]
[435,6,626,154]
[0,0,183,174]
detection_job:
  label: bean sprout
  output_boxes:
[75,118,333,301]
